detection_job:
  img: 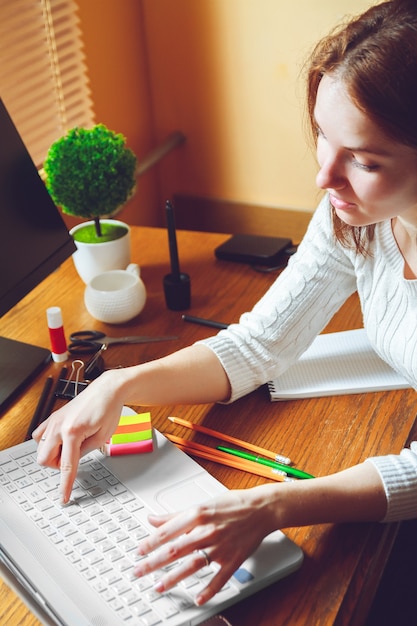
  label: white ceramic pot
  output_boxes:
[84,264,147,324]
[69,219,131,284]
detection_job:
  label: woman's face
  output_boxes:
[314,74,417,227]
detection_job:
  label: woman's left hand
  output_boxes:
[133,485,279,606]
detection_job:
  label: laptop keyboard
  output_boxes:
[0,447,226,624]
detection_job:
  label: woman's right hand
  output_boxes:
[31,345,231,505]
[33,369,125,503]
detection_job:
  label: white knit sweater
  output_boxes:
[200,195,417,522]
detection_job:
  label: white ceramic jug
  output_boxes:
[84,263,146,324]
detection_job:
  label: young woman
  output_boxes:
[34,0,417,606]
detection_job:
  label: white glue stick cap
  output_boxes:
[46,306,63,329]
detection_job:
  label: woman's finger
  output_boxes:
[137,508,205,556]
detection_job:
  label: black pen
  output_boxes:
[163,200,191,310]
[182,314,229,330]
[40,366,68,426]
[25,376,54,440]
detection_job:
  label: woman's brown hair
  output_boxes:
[306,0,417,253]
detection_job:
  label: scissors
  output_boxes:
[68,330,178,355]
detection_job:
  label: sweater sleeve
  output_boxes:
[198,196,358,402]
[366,442,417,522]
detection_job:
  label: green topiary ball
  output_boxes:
[44,124,137,219]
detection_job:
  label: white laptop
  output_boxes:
[0,408,303,626]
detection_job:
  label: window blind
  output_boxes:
[0,0,95,167]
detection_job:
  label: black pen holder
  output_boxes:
[163,272,191,310]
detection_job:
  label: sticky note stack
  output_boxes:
[101,411,153,456]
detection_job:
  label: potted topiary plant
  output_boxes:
[44,124,137,283]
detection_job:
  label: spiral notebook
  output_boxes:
[268,329,410,401]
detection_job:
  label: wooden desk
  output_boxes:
[1,226,416,626]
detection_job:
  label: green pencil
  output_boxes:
[217,446,314,479]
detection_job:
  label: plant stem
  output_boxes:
[94,216,102,238]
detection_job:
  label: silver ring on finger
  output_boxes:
[40,436,47,441]
[195,549,211,567]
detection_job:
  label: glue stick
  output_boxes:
[46,306,68,362]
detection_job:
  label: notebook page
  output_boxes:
[268,329,410,400]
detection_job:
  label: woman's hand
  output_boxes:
[32,370,125,503]
[134,485,279,606]
[31,345,231,505]
[133,462,388,605]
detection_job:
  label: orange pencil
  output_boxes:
[165,433,289,482]
[168,416,291,465]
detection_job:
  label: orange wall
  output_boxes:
[75,0,160,227]
[76,0,376,227]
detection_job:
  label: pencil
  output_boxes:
[168,415,291,465]
[25,376,54,440]
[165,433,288,482]
[218,446,314,480]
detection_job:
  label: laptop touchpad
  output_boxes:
[155,475,224,512]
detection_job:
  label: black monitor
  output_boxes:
[0,98,76,411]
